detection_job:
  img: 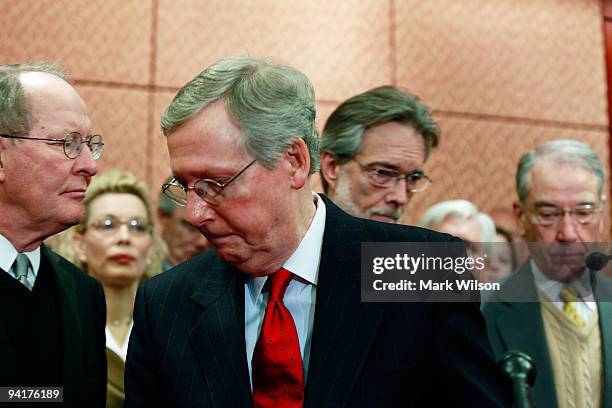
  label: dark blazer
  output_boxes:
[0,245,107,407]
[125,197,510,407]
[482,261,612,408]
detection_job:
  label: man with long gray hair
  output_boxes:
[483,139,612,408]
[319,86,439,223]
[125,56,509,407]
[0,62,106,406]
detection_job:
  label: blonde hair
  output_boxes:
[53,170,166,279]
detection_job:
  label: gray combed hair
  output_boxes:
[0,61,68,136]
[516,139,605,205]
[319,85,439,192]
[161,55,319,174]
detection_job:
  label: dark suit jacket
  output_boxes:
[482,261,612,408]
[125,197,510,407]
[0,245,107,407]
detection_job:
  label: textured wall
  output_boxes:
[1,0,609,228]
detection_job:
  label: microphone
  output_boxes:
[585,252,612,271]
[499,350,536,408]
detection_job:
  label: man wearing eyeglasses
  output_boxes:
[319,86,438,224]
[483,139,612,408]
[124,56,509,408]
[0,63,106,407]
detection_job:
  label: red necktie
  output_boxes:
[252,268,304,408]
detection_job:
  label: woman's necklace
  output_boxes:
[109,317,132,327]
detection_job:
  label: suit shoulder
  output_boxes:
[144,249,225,290]
[44,247,99,288]
[358,217,459,243]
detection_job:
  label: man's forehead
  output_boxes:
[527,162,600,203]
[357,123,425,168]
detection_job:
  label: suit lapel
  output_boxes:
[189,260,251,407]
[41,246,84,400]
[598,301,612,407]
[496,263,557,406]
[0,267,17,370]
[304,198,383,408]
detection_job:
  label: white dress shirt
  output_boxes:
[244,193,326,388]
[532,259,597,323]
[0,233,41,290]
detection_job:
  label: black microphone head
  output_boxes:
[586,252,609,271]
[499,350,537,387]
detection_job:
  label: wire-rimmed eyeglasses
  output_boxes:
[0,132,104,160]
[350,159,432,193]
[162,159,257,206]
[88,215,152,236]
[527,204,603,228]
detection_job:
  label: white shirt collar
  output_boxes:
[0,233,41,275]
[531,258,596,310]
[248,193,326,301]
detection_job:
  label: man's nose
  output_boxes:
[385,178,410,206]
[555,212,580,242]
[185,194,216,227]
[72,145,98,177]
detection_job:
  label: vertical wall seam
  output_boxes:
[146,0,160,189]
[388,0,397,85]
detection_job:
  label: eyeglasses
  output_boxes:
[162,159,257,206]
[0,132,104,160]
[350,159,432,193]
[528,204,603,228]
[88,215,152,236]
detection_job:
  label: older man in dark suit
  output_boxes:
[0,63,106,407]
[125,56,510,407]
[483,139,612,408]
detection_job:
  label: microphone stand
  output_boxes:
[499,350,536,408]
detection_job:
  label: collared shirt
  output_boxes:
[244,193,326,388]
[0,233,41,289]
[532,259,597,323]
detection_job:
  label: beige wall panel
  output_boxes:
[1,0,152,84]
[75,85,150,182]
[403,116,609,226]
[151,92,176,204]
[395,0,607,125]
[156,0,391,101]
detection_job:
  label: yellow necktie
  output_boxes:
[559,285,586,328]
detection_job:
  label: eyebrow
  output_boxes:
[533,200,597,208]
[364,161,423,173]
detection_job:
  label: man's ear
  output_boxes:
[0,139,8,183]
[513,202,527,237]
[319,150,341,193]
[285,138,311,189]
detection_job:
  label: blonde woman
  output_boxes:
[54,170,165,408]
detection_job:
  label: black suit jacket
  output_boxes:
[482,261,612,408]
[0,245,107,407]
[125,197,510,407]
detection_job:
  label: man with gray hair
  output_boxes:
[483,139,612,407]
[0,63,106,406]
[124,56,509,407]
[319,86,439,223]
